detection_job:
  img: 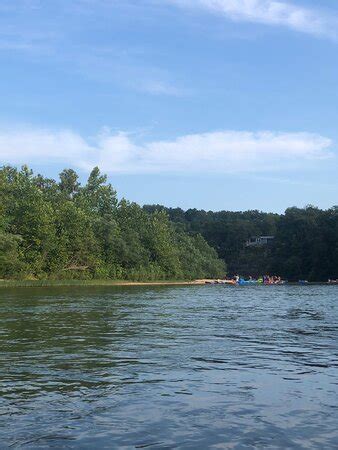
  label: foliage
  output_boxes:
[144,204,338,281]
[3,165,335,282]
[0,231,24,277]
[271,206,338,281]
[143,205,279,275]
[0,166,225,280]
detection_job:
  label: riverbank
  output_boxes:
[0,279,209,288]
[0,279,335,288]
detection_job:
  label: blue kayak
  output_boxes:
[238,279,259,286]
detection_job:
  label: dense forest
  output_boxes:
[0,166,225,280]
[144,205,338,282]
[1,165,337,282]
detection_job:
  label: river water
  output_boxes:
[0,285,338,449]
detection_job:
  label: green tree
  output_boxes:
[59,169,80,199]
[0,231,23,278]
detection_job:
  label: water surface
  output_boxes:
[1,285,338,449]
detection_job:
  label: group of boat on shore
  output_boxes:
[205,275,286,286]
[203,276,338,286]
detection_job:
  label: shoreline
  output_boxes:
[0,279,335,288]
[0,279,207,288]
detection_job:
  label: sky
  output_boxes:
[0,0,337,212]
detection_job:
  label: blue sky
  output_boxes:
[0,0,337,212]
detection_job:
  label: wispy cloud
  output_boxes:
[166,0,338,38]
[134,80,185,96]
[0,34,53,53]
[0,126,333,174]
[68,47,186,96]
[0,1,183,96]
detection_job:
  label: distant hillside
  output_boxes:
[144,205,338,281]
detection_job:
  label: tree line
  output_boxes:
[1,165,336,282]
[0,166,225,280]
[144,204,338,281]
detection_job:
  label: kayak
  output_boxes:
[238,279,259,286]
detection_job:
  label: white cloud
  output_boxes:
[135,80,185,96]
[166,0,337,38]
[0,127,91,164]
[0,126,333,174]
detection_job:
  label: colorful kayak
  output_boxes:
[238,279,259,286]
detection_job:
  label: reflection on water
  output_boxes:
[1,285,338,448]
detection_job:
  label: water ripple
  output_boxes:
[0,285,337,448]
